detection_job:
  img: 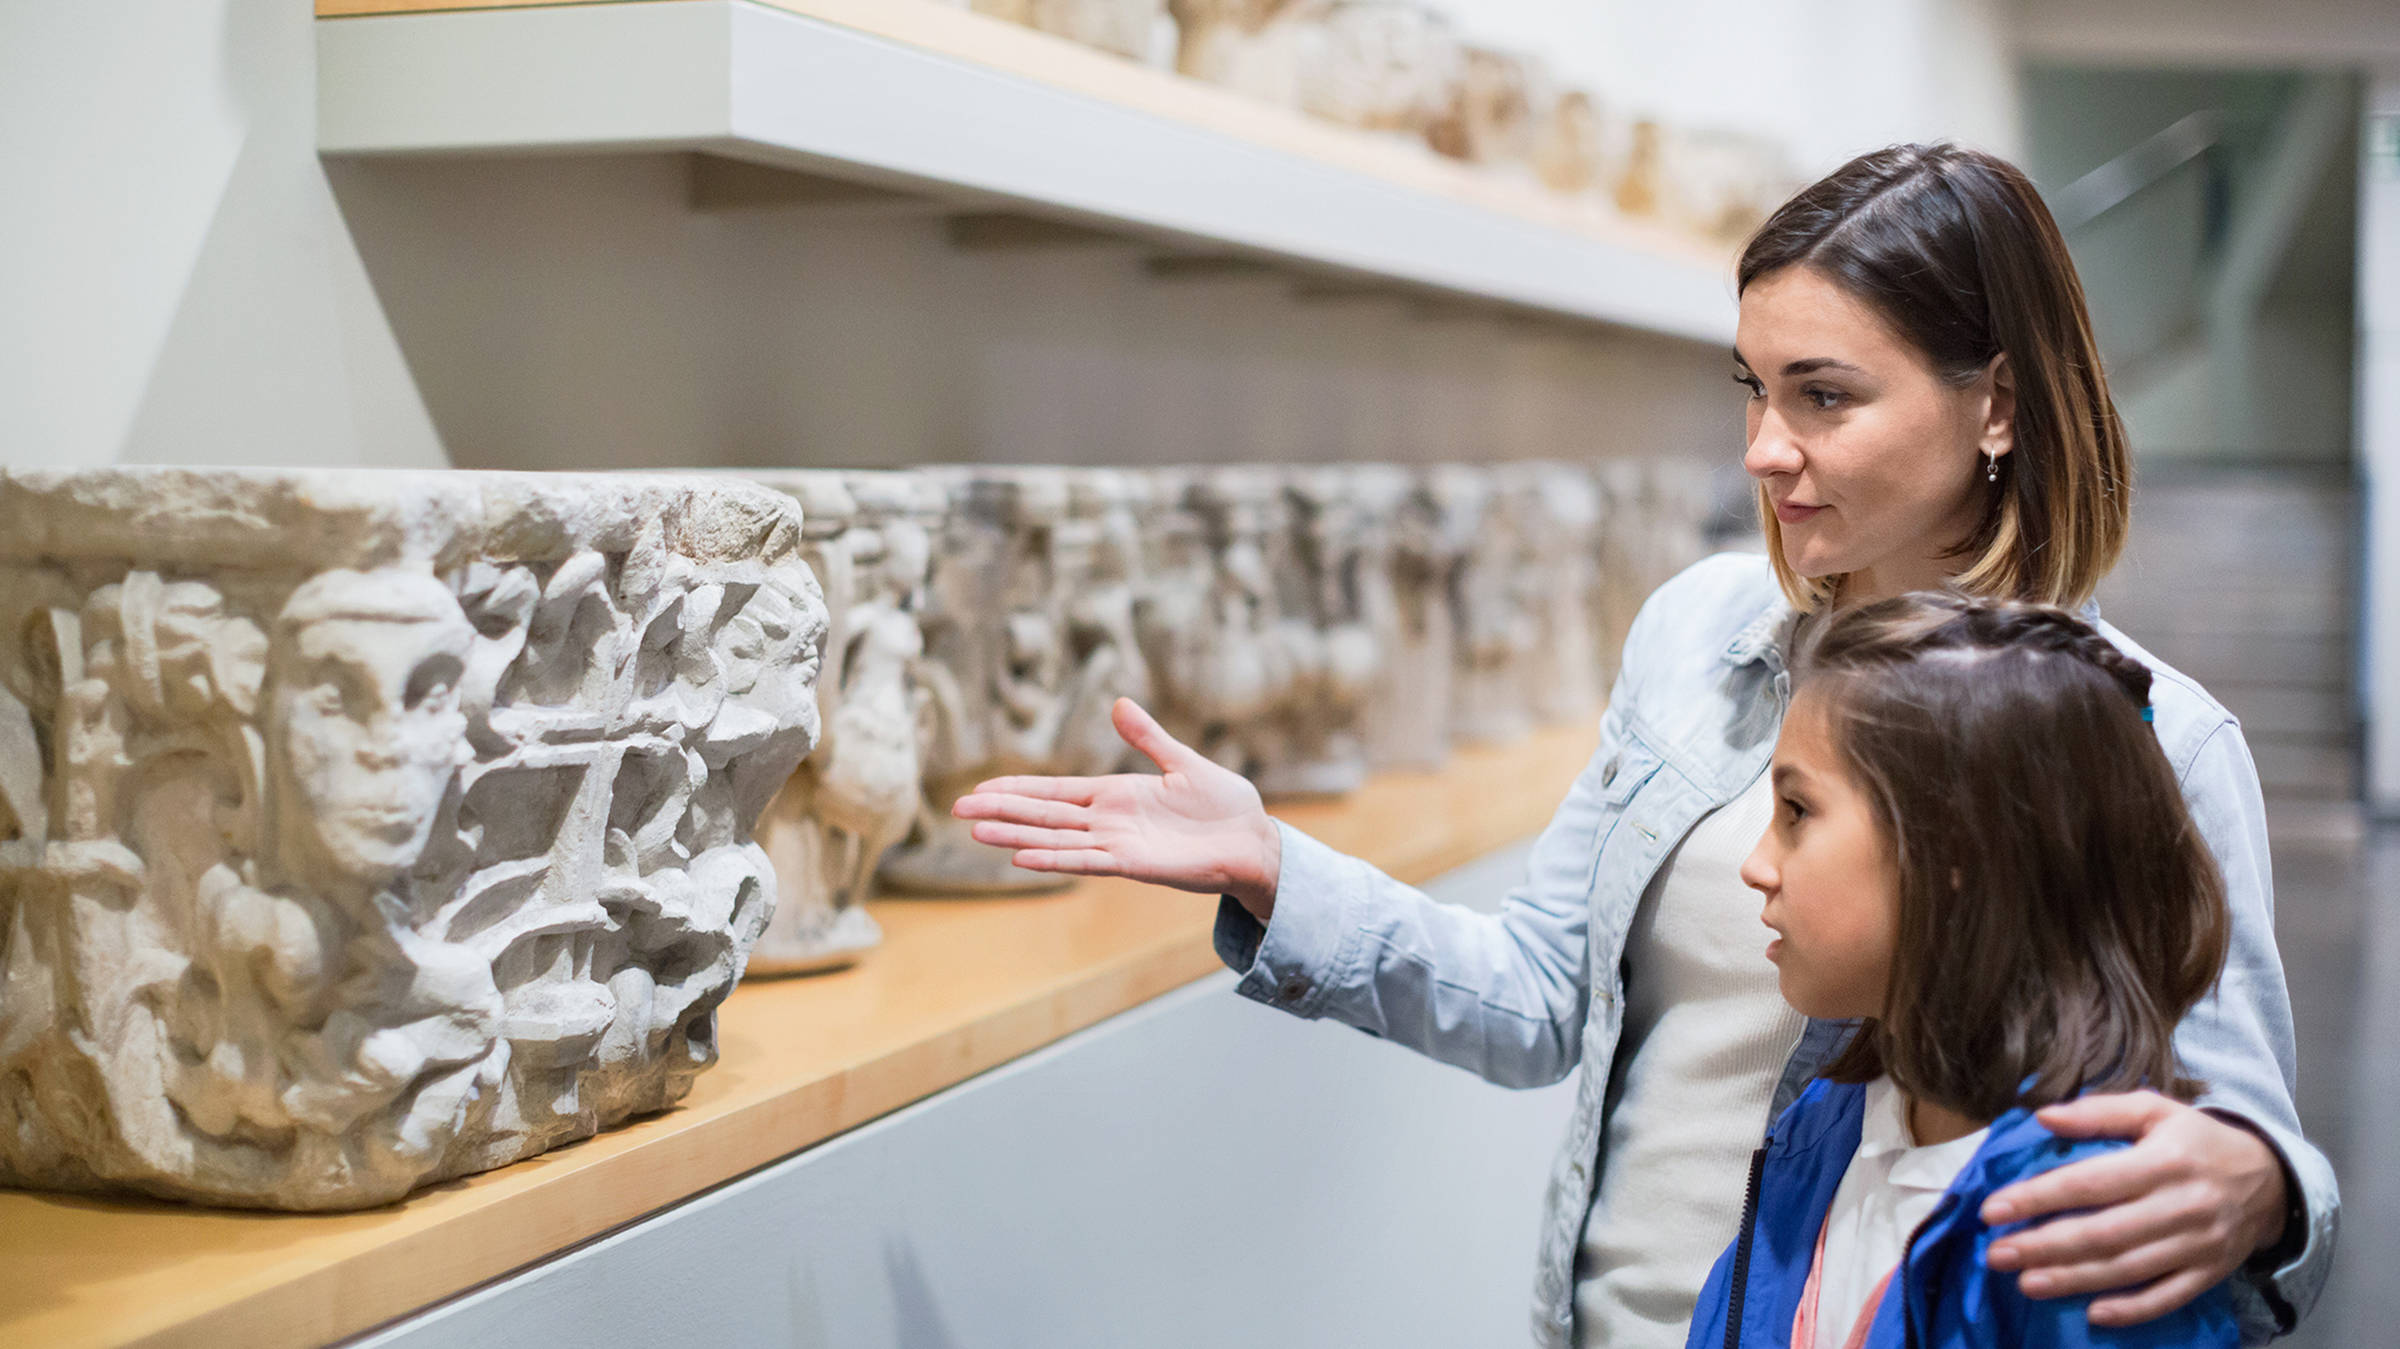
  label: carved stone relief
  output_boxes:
[1507,463,1605,726]
[1363,465,1473,769]
[0,468,824,1210]
[747,471,941,975]
[1446,465,1542,745]
[1149,467,1299,780]
[1248,466,1384,797]
[878,468,1151,894]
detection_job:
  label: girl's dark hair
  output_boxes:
[1797,592,2229,1118]
[1740,143,2132,613]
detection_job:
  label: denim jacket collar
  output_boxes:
[1718,596,1791,672]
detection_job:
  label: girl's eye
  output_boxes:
[1803,386,1845,411]
[1782,796,1809,824]
[1732,372,1764,399]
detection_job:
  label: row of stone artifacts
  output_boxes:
[0,459,1712,1210]
[951,0,1801,246]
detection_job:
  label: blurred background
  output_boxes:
[1,0,2395,1343]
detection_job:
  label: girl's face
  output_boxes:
[1734,265,2014,603]
[1741,687,1899,1020]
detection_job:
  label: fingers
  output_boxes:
[2006,1208,2217,1298]
[2086,1266,2225,1328]
[1008,848,1123,876]
[1112,698,1194,774]
[962,775,1098,805]
[1984,1146,2164,1227]
[2031,1090,2176,1141]
[968,821,1089,851]
[951,794,1092,830]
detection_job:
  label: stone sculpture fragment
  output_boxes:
[0,468,823,1210]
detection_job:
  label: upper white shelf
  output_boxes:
[316,0,1739,346]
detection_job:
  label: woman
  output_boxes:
[951,144,2335,1347]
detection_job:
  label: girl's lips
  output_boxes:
[1773,499,1827,525]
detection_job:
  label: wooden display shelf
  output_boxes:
[0,718,1597,1349]
[313,0,1737,345]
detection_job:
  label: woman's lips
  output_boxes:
[1773,499,1827,525]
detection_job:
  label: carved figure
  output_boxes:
[749,471,941,974]
[1503,463,1605,724]
[970,0,1177,65]
[1362,465,1472,769]
[1445,465,1538,745]
[0,468,823,1210]
[1146,467,1297,779]
[1170,1,1461,138]
[880,468,1149,894]
[1426,46,1545,167]
[1249,466,1384,796]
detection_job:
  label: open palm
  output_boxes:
[950,699,1284,918]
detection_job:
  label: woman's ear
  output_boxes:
[1980,353,2017,462]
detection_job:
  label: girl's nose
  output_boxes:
[1738,837,1777,895]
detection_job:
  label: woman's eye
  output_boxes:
[1732,372,1764,399]
[1804,386,1845,411]
[1782,797,1808,823]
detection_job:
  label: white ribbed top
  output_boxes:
[1573,767,1805,1348]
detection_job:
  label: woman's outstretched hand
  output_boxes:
[950,698,1284,920]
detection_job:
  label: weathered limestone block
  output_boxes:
[879,468,1150,894]
[1591,459,1652,686]
[1656,126,1801,245]
[0,468,824,1210]
[1426,46,1545,167]
[1148,467,1301,781]
[1249,466,1385,797]
[971,0,1177,65]
[1447,465,1539,745]
[1364,464,1475,769]
[748,471,941,975]
[1505,463,1606,725]
[1171,0,1461,137]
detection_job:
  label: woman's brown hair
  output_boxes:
[1798,593,2228,1118]
[1740,143,2132,612]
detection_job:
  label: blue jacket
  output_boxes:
[1216,553,2334,1344]
[1684,1079,2239,1349]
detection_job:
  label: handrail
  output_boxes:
[2049,110,2223,231]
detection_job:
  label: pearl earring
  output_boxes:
[1986,452,2000,483]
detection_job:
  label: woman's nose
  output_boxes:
[1742,411,1804,481]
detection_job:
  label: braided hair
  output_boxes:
[1792,591,2228,1117]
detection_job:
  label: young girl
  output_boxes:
[1687,593,2240,1349]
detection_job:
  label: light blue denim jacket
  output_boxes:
[1213,553,2337,1348]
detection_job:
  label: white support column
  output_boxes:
[2362,69,2400,816]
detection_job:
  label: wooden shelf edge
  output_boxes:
[1,717,1600,1349]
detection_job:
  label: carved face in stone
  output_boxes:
[269,571,473,888]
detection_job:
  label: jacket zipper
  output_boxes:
[1723,1142,1770,1349]
[1897,1199,1951,1349]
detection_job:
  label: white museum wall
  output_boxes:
[0,0,444,472]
